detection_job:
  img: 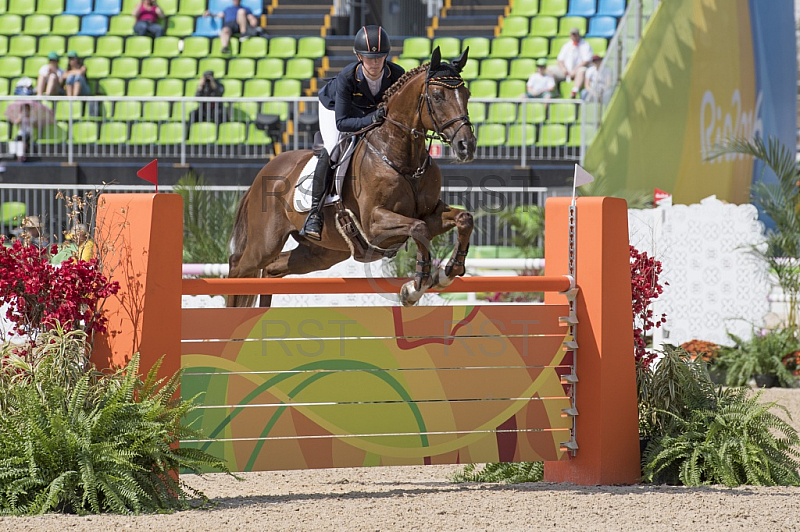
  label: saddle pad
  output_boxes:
[293,140,354,213]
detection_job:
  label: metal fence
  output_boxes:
[0,183,563,248]
[0,95,587,166]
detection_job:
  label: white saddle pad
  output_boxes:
[293,155,341,213]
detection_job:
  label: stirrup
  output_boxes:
[300,211,324,241]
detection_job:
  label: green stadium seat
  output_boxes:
[166,15,193,37]
[152,36,180,57]
[51,14,79,35]
[0,14,23,35]
[498,79,526,98]
[94,35,123,57]
[566,124,582,147]
[586,37,607,57]
[296,36,325,58]
[110,57,139,78]
[36,123,68,144]
[23,13,51,35]
[182,79,199,96]
[125,35,153,57]
[9,35,37,56]
[461,37,489,58]
[468,79,497,98]
[520,36,549,58]
[536,123,567,146]
[479,58,508,80]
[97,77,125,96]
[157,123,185,144]
[127,77,155,96]
[210,36,237,56]
[548,102,578,123]
[181,36,210,57]
[142,101,171,120]
[489,37,519,58]
[121,0,138,12]
[267,36,296,58]
[24,57,49,78]
[507,124,536,146]
[66,35,95,56]
[0,122,9,144]
[401,37,430,58]
[169,57,198,79]
[227,58,255,79]
[220,78,241,97]
[0,0,5,12]
[243,78,271,97]
[549,37,569,57]
[113,101,142,120]
[232,101,258,121]
[558,16,587,36]
[140,57,169,78]
[55,101,84,121]
[154,0,177,15]
[559,79,573,98]
[0,78,8,95]
[38,0,66,16]
[179,0,206,16]
[392,58,419,70]
[217,122,246,145]
[186,122,217,145]
[284,58,314,79]
[522,101,547,123]
[0,36,7,54]
[273,78,301,97]
[459,59,479,80]
[239,37,267,57]
[260,101,288,121]
[539,0,568,16]
[432,37,460,59]
[197,57,226,78]
[83,56,110,77]
[476,124,506,147]
[98,122,128,145]
[509,58,536,80]
[129,122,158,145]
[510,0,539,16]
[467,101,486,123]
[156,78,184,97]
[530,16,558,37]
[244,123,272,146]
[256,58,284,79]
[486,102,517,123]
[499,16,529,37]
[7,0,34,15]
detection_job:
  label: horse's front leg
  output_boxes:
[423,201,473,289]
[369,207,434,306]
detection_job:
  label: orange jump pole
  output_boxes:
[93,193,183,382]
[543,197,641,485]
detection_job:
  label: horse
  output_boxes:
[227,47,477,308]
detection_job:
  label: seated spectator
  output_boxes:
[133,0,165,38]
[204,0,262,54]
[52,223,95,263]
[526,58,558,99]
[14,216,49,250]
[189,70,226,124]
[13,77,35,96]
[547,28,593,98]
[10,103,33,163]
[64,52,92,97]
[581,55,610,102]
[36,52,65,96]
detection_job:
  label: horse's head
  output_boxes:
[422,47,476,163]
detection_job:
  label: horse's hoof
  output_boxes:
[431,265,454,290]
[400,281,419,307]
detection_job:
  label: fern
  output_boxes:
[717,328,798,387]
[451,462,543,484]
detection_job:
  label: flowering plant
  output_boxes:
[0,237,119,338]
[782,350,800,376]
[630,245,667,367]
[680,339,721,364]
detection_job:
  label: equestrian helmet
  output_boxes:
[353,25,391,57]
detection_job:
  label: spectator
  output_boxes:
[204,0,261,54]
[133,0,165,38]
[52,223,95,263]
[10,103,33,163]
[526,58,558,99]
[64,52,91,97]
[189,70,226,124]
[36,52,65,96]
[548,28,593,98]
[14,216,49,250]
[13,77,35,96]
[581,55,610,102]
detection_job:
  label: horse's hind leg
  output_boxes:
[423,201,474,289]
[228,232,291,307]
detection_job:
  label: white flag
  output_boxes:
[573,164,595,187]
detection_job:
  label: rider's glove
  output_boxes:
[372,107,386,124]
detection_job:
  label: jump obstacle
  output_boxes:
[93,194,640,485]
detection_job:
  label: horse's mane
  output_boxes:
[382,63,430,105]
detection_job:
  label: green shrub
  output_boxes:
[450,462,543,484]
[717,329,798,387]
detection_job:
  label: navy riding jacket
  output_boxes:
[318,61,405,132]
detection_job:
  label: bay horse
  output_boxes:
[227,47,476,307]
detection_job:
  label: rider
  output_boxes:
[299,25,405,241]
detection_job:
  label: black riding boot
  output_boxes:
[299,149,332,241]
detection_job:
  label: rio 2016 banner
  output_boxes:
[585,0,796,204]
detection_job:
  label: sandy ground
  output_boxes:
[2,388,800,532]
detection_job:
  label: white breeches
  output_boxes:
[319,105,340,155]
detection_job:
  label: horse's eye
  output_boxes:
[433,91,445,101]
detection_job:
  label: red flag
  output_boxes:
[137,159,158,192]
[654,188,672,207]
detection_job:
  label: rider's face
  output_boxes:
[359,55,386,79]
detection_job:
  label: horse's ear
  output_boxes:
[429,46,441,72]
[452,47,469,73]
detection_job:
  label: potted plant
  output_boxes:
[680,339,724,383]
[717,328,798,387]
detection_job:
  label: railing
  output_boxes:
[0,183,558,247]
[0,95,586,166]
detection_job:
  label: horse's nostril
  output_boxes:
[458,140,468,152]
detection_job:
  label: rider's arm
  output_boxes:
[333,68,375,132]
